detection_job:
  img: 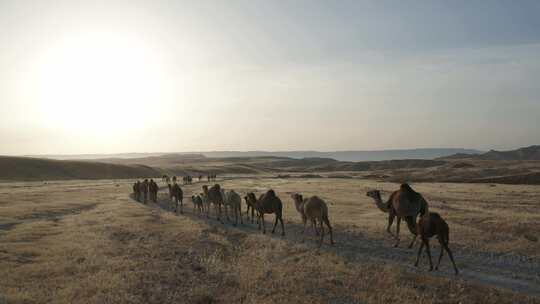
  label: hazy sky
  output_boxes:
[1,0,540,155]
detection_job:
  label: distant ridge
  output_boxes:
[0,156,163,181]
[442,145,540,161]
[30,148,482,162]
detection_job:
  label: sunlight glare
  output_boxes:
[33,31,167,135]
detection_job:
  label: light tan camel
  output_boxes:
[221,189,243,226]
[191,195,203,215]
[254,190,285,236]
[366,183,429,247]
[291,193,334,247]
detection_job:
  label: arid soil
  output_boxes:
[1,177,539,303]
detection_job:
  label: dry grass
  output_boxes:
[1,177,539,303]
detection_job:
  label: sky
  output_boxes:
[1,0,540,155]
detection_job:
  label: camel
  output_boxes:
[414,212,459,275]
[141,179,149,204]
[133,181,140,201]
[291,194,334,247]
[366,183,429,248]
[202,184,224,223]
[148,179,158,202]
[199,192,209,214]
[191,195,204,215]
[254,189,285,236]
[168,183,183,214]
[221,189,243,226]
[244,192,258,223]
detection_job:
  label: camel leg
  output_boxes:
[435,236,444,270]
[324,216,334,245]
[251,207,255,224]
[414,242,424,267]
[239,204,243,224]
[443,242,459,275]
[423,238,433,271]
[311,219,319,236]
[271,214,278,234]
[387,213,395,237]
[280,216,285,236]
[319,217,325,247]
[302,217,307,242]
[261,214,266,234]
[408,235,418,249]
[394,217,401,247]
[180,199,183,214]
[239,206,243,225]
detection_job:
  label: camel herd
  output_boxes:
[131,178,458,275]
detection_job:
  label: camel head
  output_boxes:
[366,190,381,200]
[291,193,302,201]
[290,193,305,213]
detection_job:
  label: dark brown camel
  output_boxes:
[414,212,459,275]
[254,190,285,236]
[244,192,258,223]
[366,184,428,247]
[202,184,224,223]
[168,183,183,214]
[291,193,334,247]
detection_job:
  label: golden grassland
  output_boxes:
[1,177,539,303]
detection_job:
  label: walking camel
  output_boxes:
[291,193,334,247]
[366,184,429,248]
[168,182,184,214]
[244,192,258,224]
[415,212,459,275]
[221,189,243,226]
[191,195,204,215]
[202,184,224,223]
[254,190,285,236]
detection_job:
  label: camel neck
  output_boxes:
[373,196,389,213]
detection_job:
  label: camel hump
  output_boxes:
[400,183,416,193]
[266,189,276,197]
[400,183,421,200]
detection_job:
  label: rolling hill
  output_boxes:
[0,156,163,181]
[442,145,540,161]
[30,148,482,162]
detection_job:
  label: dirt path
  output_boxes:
[133,181,540,299]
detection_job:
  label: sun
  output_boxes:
[32,30,167,135]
